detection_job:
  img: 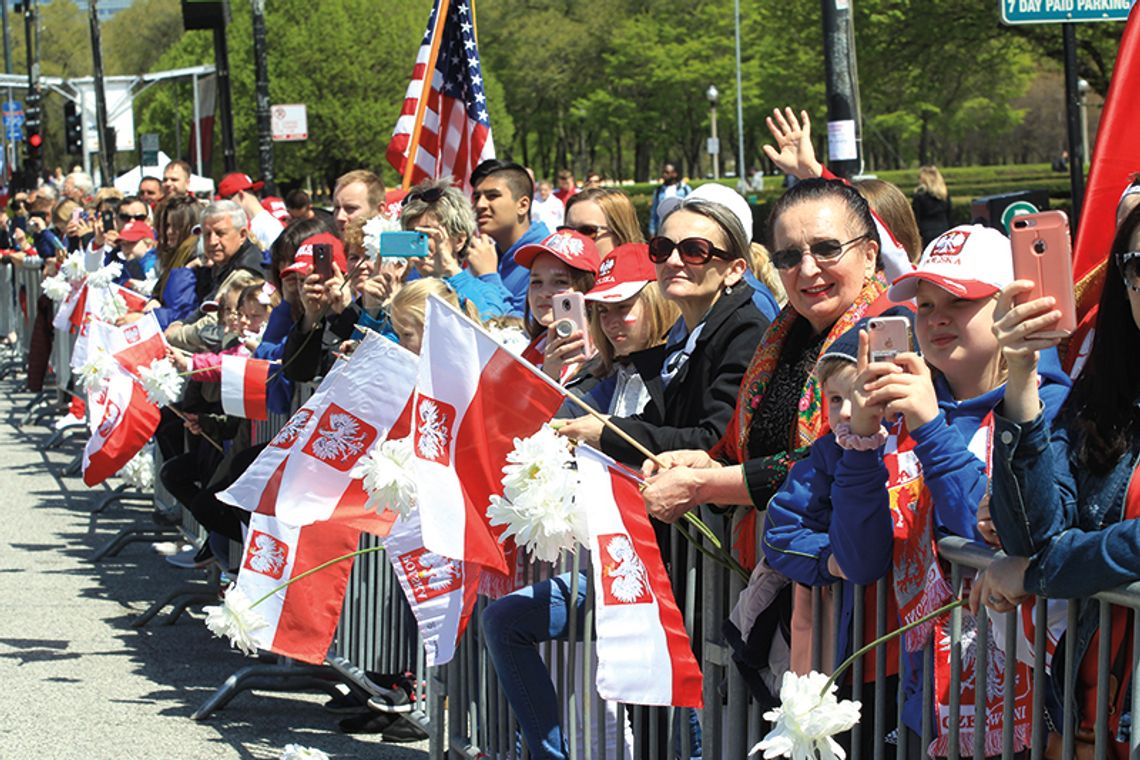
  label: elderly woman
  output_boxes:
[482,197,769,760]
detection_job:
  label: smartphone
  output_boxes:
[312,242,333,280]
[868,316,913,363]
[379,230,429,259]
[102,210,115,230]
[84,249,103,273]
[551,291,592,357]
[1010,211,1077,335]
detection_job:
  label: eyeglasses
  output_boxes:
[119,213,148,222]
[1119,251,1140,292]
[558,223,610,240]
[403,187,446,206]
[647,236,732,265]
[770,234,870,271]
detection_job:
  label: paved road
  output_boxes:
[0,386,429,759]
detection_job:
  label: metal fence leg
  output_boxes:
[191,662,346,721]
[90,524,179,561]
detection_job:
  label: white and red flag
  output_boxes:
[220,355,273,421]
[82,364,162,487]
[411,295,565,575]
[88,313,168,376]
[218,333,417,535]
[386,0,495,191]
[231,511,362,664]
[575,445,703,708]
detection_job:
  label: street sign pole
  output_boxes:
[1063,23,1085,230]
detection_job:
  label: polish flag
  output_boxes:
[82,364,162,487]
[96,313,167,376]
[411,295,566,575]
[383,508,479,667]
[220,355,272,420]
[218,334,417,536]
[53,281,87,332]
[575,446,703,708]
[232,511,362,664]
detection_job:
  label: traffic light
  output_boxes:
[24,86,43,174]
[64,101,82,156]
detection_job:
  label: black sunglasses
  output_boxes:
[558,223,610,240]
[647,236,732,265]
[403,187,446,207]
[770,234,870,271]
[119,212,148,222]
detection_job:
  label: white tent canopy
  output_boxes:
[112,150,215,196]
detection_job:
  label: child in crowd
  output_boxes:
[167,274,265,381]
[386,278,479,356]
[761,225,1071,755]
[236,282,280,351]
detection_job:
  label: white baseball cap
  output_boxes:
[658,183,753,242]
[888,224,1013,301]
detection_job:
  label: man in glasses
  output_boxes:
[138,176,164,207]
[648,162,692,236]
[554,168,578,204]
[530,179,564,233]
[469,159,551,315]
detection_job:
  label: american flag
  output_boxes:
[387,0,495,191]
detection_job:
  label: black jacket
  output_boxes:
[911,190,952,246]
[599,282,769,466]
[195,238,266,303]
[282,301,363,383]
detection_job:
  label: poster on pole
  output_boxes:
[72,79,137,154]
[271,104,308,142]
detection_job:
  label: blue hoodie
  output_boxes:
[763,347,1070,735]
[252,301,296,415]
[480,220,549,317]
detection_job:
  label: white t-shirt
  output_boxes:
[531,193,565,232]
[249,209,284,251]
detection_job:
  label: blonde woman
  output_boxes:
[912,165,952,246]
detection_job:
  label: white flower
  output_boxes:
[485,323,531,355]
[280,745,330,760]
[485,424,586,562]
[87,261,123,289]
[352,436,418,517]
[118,445,155,491]
[137,357,185,406]
[42,273,72,302]
[363,214,400,260]
[751,670,862,760]
[60,253,87,283]
[138,270,160,297]
[203,585,267,657]
[99,291,128,321]
[76,350,117,391]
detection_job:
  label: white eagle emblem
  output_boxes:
[244,531,288,579]
[548,232,586,259]
[604,535,649,604]
[310,412,369,462]
[418,551,463,591]
[271,409,313,448]
[415,399,450,462]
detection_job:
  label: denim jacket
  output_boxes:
[990,400,1140,735]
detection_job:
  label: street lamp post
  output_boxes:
[706,84,719,180]
[1077,78,1090,168]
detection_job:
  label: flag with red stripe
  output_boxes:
[411,295,565,576]
[232,512,362,664]
[220,355,272,420]
[82,365,162,487]
[386,0,495,191]
[576,445,703,708]
[88,313,167,377]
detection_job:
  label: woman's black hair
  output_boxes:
[267,215,339,288]
[1068,202,1140,474]
[765,178,882,266]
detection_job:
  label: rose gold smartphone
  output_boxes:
[1010,210,1076,334]
[868,316,913,363]
[551,291,592,356]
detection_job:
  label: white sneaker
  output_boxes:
[54,412,84,430]
[151,541,190,556]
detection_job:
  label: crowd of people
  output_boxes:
[6,103,1140,758]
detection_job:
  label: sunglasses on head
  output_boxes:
[1118,251,1140,292]
[558,223,610,240]
[769,234,870,271]
[119,213,148,222]
[647,236,732,265]
[403,187,446,207]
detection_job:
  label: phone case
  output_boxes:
[868,316,912,362]
[551,292,592,356]
[1010,210,1076,334]
[312,244,333,279]
[379,231,429,258]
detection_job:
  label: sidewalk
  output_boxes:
[0,387,428,759]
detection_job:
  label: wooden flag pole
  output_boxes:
[402,0,452,191]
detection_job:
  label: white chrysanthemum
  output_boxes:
[60,253,87,283]
[203,585,267,657]
[99,291,129,321]
[138,271,160,297]
[485,323,531,355]
[752,670,862,760]
[42,273,72,302]
[118,445,155,491]
[76,350,117,391]
[485,425,586,562]
[363,214,401,260]
[87,261,123,289]
[280,745,330,760]
[351,436,417,517]
[137,357,185,406]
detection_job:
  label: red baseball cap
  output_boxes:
[585,244,656,302]
[514,229,601,274]
[282,233,348,276]
[118,220,156,244]
[217,172,265,199]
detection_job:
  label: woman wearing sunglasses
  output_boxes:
[485,198,766,760]
[562,187,644,256]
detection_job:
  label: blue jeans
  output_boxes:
[481,571,588,760]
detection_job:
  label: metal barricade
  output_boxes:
[17,256,42,358]
[0,259,17,345]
